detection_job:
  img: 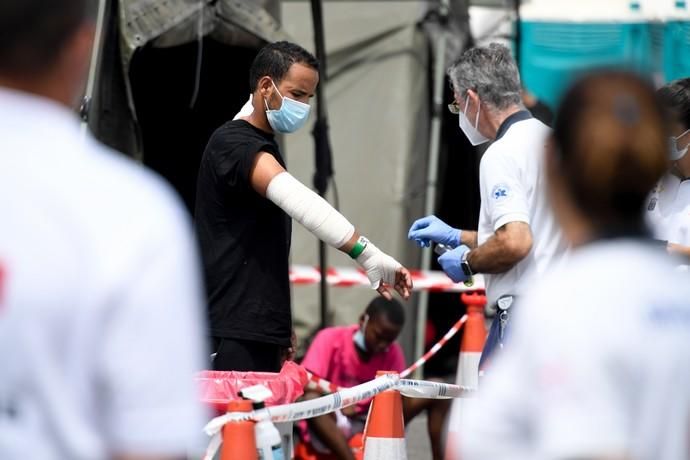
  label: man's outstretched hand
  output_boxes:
[355,240,413,300]
[376,266,412,300]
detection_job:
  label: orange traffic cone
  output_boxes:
[361,371,407,460]
[456,292,487,388]
[445,292,487,460]
[222,399,258,460]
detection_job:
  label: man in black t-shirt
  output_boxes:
[195,41,413,372]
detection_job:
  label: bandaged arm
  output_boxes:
[266,171,354,247]
[265,171,402,288]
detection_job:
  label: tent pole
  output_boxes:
[310,0,334,330]
[414,0,450,379]
[80,0,109,138]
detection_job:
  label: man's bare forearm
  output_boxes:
[466,223,532,274]
[460,230,478,249]
[467,235,523,273]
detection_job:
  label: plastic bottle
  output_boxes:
[433,243,451,256]
[253,401,284,460]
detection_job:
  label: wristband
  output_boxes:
[349,236,369,259]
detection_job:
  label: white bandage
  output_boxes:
[356,240,402,289]
[266,172,355,248]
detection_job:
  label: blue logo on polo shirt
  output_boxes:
[492,184,510,200]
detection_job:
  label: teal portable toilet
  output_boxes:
[519,0,658,109]
[660,0,690,81]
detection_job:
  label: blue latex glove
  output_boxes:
[408,215,461,248]
[438,245,471,283]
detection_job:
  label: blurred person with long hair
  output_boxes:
[646,78,690,263]
[458,71,690,460]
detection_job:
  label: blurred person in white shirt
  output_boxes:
[0,1,209,459]
[459,71,690,460]
[645,78,690,265]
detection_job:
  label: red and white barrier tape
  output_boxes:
[203,374,465,460]
[290,265,485,292]
[401,314,468,378]
[306,371,340,394]
[305,314,469,393]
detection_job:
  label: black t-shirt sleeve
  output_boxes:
[208,123,279,189]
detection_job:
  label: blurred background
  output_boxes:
[84,0,690,377]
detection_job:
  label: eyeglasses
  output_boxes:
[448,101,461,114]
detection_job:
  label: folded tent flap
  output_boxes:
[118,0,289,67]
[117,0,291,120]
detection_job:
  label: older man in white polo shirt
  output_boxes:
[0,1,208,459]
[409,43,567,366]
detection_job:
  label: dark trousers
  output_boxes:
[479,296,515,371]
[478,316,506,370]
[211,337,282,372]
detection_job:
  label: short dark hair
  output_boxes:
[365,297,405,326]
[658,77,690,131]
[553,71,668,226]
[0,0,92,76]
[249,41,319,91]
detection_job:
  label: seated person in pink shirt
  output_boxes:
[297,297,449,460]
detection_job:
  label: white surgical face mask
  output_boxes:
[264,80,311,133]
[353,315,369,352]
[670,128,690,161]
[458,96,489,146]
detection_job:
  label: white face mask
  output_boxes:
[264,80,311,133]
[670,128,690,161]
[458,96,489,146]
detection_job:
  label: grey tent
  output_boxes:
[87,0,471,366]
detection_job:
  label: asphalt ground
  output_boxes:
[406,412,433,460]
